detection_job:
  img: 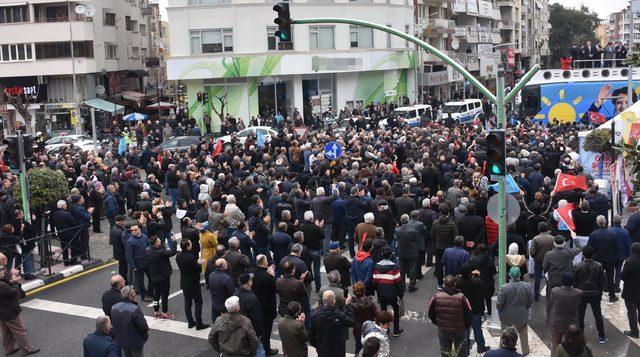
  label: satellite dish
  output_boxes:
[95,85,106,96]
[74,4,86,15]
[487,194,521,226]
[451,39,460,50]
[85,5,96,17]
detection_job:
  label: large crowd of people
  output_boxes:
[0,105,639,357]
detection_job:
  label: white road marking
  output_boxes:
[22,298,353,357]
[147,279,206,307]
[476,321,550,357]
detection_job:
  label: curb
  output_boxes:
[22,259,104,293]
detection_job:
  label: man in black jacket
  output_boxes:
[251,255,279,356]
[455,263,490,354]
[176,240,209,330]
[588,215,619,302]
[145,235,177,319]
[234,273,267,355]
[102,275,125,317]
[574,246,607,343]
[396,214,419,292]
[309,290,354,357]
[0,256,39,355]
[50,200,80,266]
[109,216,128,282]
[455,204,485,248]
[622,242,640,338]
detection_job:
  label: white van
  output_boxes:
[392,104,432,127]
[442,99,483,124]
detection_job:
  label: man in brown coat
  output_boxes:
[276,261,309,329]
[209,296,259,357]
[428,275,473,357]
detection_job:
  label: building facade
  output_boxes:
[0,0,154,136]
[166,0,416,131]
[607,7,640,47]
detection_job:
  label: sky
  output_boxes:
[550,0,629,19]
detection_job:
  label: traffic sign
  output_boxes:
[487,194,520,226]
[324,141,342,160]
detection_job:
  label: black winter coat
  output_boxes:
[309,305,354,357]
[622,244,640,301]
[109,224,126,261]
[251,266,277,322]
[176,251,201,293]
[0,277,22,321]
[145,245,177,282]
[235,287,264,337]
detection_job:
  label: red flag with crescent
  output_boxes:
[212,140,223,158]
[554,173,587,192]
[588,111,606,125]
[555,203,576,231]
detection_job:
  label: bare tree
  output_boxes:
[210,92,228,126]
[6,95,32,132]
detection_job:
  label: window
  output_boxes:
[104,12,115,26]
[267,26,293,51]
[139,24,146,36]
[125,16,133,31]
[129,46,140,58]
[131,20,138,32]
[386,24,392,48]
[309,26,334,50]
[0,6,29,24]
[141,48,147,58]
[0,44,33,62]
[105,43,117,59]
[190,29,233,54]
[349,26,373,48]
[35,41,94,59]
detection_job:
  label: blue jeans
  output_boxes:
[132,268,148,298]
[534,262,543,300]
[256,341,265,357]
[309,249,322,292]
[169,188,178,210]
[467,313,485,353]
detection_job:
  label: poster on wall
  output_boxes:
[477,43,494,59]
[533,81,640,124]
[311,95,321,115]
[467,0,479,14]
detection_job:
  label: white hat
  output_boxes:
[176,209,187,219]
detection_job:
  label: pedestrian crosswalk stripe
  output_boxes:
[22,298,354,357]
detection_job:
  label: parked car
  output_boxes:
[156,136,201,152]
[218,126,278,149]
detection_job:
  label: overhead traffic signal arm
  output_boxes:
[273,2,292,42]
[486,129,506,178]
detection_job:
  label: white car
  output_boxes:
[218,126,278,148]
[442,99,483,124]
[45,134,93,151]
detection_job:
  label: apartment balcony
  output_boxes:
[0,20,94,44]
[500,20,515,30]
[497,0,515,7]
[0,57,96,78]
[428,18,455,30]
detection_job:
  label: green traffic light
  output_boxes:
[491,164,502,175]
[279,33,288,41]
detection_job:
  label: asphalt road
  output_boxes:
[18,249,640,357]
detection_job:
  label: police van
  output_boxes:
[442,99,483,124]
[393,104,432,127]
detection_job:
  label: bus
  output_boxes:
[518,67,640,125]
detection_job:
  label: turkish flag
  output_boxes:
[555,203,576,231]
[212,140,223,158]
[554,173,587,192]
[588,111,606,125]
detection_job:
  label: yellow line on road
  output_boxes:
[26,261,119,296]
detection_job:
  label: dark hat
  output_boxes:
[115,215,126,222]
[561,271,574,286]
[329,241,340,250]
[70,194,81,203]
[238,273,254,285]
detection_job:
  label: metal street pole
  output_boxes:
[629,1,635,107]
[90,108,97,156]
[67,0,80,134]
[496,72,507,287]
[17,130,31,223]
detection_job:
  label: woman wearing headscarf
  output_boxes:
[506,242,527,281]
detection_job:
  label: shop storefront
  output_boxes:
[0,76,47,135]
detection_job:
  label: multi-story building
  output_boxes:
[607,7,640,47]
[520,0,550,68]
[0,0,152,136]
[166,0,416,131]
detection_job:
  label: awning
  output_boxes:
[82,98,124,115]
[121,91,146,101]
[145,102,176,110]
[126,70,149,78]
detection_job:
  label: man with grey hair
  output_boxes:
[111,286,149,357]
[588,215,619,302]
[309,290,354,357]
[209,295,259,357]
[310,185,339,253]
[223,237,250,287]
[396,214,419,292]
[318,270,345,308]
[83,315,118,357]
[300,210,324,292]
[51,198,81,266]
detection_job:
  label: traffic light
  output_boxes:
[196,92,203,103]
[202,91,208,105]
[22,134,35,159]
[3,136,19,167]
[486,129,506,178]
[273,2,292,42]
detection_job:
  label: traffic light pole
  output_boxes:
[16,131,31,223]
[496,73,507,287]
